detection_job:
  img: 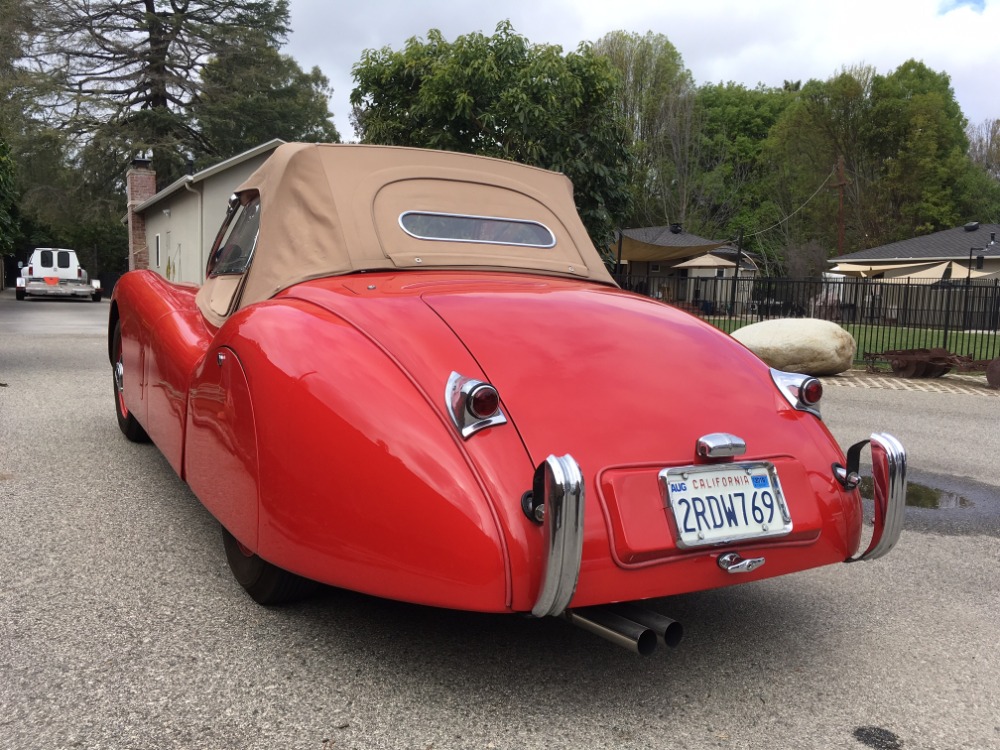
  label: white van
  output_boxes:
[16,248,102,301]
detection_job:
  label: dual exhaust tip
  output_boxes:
[565,603,683,656]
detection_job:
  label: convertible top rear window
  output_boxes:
[399,211,556,249]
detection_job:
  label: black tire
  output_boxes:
[112,320,150,442]
[15,288,25,300]
[92,290,102,302]
[222,526,318,605]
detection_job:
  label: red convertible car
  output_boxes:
[110,143,906,655]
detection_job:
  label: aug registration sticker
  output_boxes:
[659,462,793,548]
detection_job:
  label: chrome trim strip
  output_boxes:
[445,371,507,440]
[852,432,907,561]
[531,454,585,618]
[696,432,747,459]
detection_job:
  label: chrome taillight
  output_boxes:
[770,369,823,418]
[446,371,507,439]
[799,377,823,406]
[467,383,500,420]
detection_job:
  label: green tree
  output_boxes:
[961,118,1000,222]
[967,118,1000,181]
[192,29,340,162]
[759,72,856,270]
[13,126,128,275]
[761,60,987,272]
[350,21,633,249]
[0,140,16,255]
[695,81,795,257]
[1,0,49,251]
[592,31,696,229]
[868,60,971,235]
[0,0,39,135]
[27,0,293,184]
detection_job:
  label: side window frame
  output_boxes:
[206,193,261,278]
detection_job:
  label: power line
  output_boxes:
[743,165,837,240]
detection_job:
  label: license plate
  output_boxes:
[659,462,792,548]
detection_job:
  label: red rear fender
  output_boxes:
[211,299,528,612]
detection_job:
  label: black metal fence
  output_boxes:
[615,273,1000,365]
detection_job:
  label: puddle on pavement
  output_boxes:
[859,477,973,509]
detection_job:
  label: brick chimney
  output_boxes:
[126,157,156,271]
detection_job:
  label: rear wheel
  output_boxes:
[112,320,150,442]
[92,290,102,302]
[15,288,24,300]
[222,526,318,605]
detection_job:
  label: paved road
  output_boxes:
[1,288,998,750]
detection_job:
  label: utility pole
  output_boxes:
[728,229,744,317]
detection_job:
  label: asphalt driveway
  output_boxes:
[1,288,997,750]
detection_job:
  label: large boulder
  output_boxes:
[732,318,856,376]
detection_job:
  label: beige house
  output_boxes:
[829,221,1000,280]
[126,139,284,284]
[613,225,757,311]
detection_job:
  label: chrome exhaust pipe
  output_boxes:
[611,602,684,648]
[565,608,659,656]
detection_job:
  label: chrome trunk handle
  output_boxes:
[718,552,765,574]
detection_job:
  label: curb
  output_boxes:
[825,370,998,396]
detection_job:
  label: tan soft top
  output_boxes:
[209,143,615,318]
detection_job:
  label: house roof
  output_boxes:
[710,245,759,270]
[616,225,728,262]
[830,222,1000,264]
[134,139,286,212]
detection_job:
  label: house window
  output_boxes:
[716,269,725,278]
[650,264,661,273]
[155,234,161,268]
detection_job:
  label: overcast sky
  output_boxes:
[283,0,996,141]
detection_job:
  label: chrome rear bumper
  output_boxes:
[23,280,94,297]
[531,454,585,618]
[529,432,906,618]
[850,432,907,561]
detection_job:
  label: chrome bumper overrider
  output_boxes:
[849,432,907,562]
[531,454,585,618]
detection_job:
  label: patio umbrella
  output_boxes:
[946,261,1000,279]
[671,254,736,269]
[829,261,938,277]
[884,261,953,280]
